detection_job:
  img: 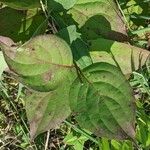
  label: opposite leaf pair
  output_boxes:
[0,0,149,141]
[1,35,136,140]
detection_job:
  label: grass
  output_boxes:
[0,0,150,150]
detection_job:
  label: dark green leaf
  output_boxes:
[47,0,77,12]
[0,7,47,42]
[69,62,136,140]
[57,25,81,45]
[0,0,40,10]
[58,25,92,69]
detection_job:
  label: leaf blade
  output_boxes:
[69,62,136,140]
[1,35,74,92]
[62,0,128,41]
[89,38,150,76]
[0,0,40,10]
[0,7,47,42]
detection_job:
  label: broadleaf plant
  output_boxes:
[69,62,136,140]
[0,0,150,141]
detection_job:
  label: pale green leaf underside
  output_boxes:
[0,34,76,139]
[0,51,8,78]
[1,35,73,91]
[0,36,14,77]
[65,0,128,41]
[89,38,150,77]
[26,81,71,139]
[69,62,136,140]
[26,68,76,139]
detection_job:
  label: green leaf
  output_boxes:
[123,0,150,28]
[47,0,77,12]
[0,35,76,139]
[69,62,136,140]
[0,0,40,10]
[62,0,128,41]
[57,25,92,69]
[89,38,150,77]
[0,7,47,42]
[0,35,15,47]
[64,132,88,150]
[26,80,72,139]
[0,51,7,78]
[100,138,110,150]
[0,36,14,78]
[111,140,121,150]
[1,35,74,92]
[57,25,81,45]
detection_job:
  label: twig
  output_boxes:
[115,0,131,31]
[44,130,50,150]
[40,0,57,34]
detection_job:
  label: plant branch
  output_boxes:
[40,0,57,34]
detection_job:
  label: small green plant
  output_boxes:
[0,0,150,145]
